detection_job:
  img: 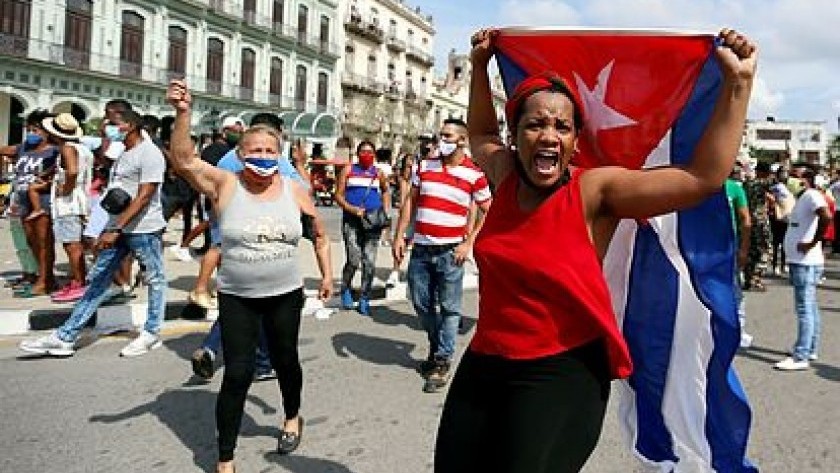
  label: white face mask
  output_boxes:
[438,139,458,157]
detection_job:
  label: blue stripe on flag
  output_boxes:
[496,52,528,97]
[624,224,679,463]
[673,51,757,473]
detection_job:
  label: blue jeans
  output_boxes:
[203,319,273,373]
[788,263,822,361]
[57,232,167,343]
[407,244,464,361]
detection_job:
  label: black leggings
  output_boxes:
[435,341,611,473]
[216,288,305,462]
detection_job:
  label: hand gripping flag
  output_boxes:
[494,29,757,473]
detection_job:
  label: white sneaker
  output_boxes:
[19,332,75,357]
[119,330,162,357]
[788,351,818,361]
[386,270,400,288]
[774,357,810,371]
[169,246,193,262]
[739,333,753,349]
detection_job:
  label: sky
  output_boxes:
[415,0,840,131]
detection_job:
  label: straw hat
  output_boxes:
[42,113,83,140]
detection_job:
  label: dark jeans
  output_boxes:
[203,319,272,374]
[341,216,381,297]
[770,218,787,272]
[216,288,305,462]
[435,341,611,473]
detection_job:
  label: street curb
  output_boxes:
[0,276,478,337]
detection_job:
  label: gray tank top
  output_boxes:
[217,177,303,297]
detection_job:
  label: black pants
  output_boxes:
[216,288,305,462]
[770,218,787,272]
[435,341,611,473]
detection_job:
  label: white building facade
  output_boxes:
[0,0,342,148]
[427,49,507,144]
[740,117,829,166]
[337,0,435,158]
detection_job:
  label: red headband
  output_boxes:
[503,72,583,132]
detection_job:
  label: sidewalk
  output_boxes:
[0,217,479,336]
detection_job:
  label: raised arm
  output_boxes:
[468,28,512,186]
[166,80,230,203]
[583,28,758,221]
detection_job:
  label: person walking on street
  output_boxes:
[42,113,94,302]
[775,165,831,371]
[335,140,392,315]
[393,118,493,393]
[167,80,333,473]
[19,110,169,357]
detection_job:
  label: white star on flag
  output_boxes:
[573,61,637,133]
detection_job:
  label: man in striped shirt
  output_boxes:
[393,118,493,393]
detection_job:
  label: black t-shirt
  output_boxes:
[201,142,230,166]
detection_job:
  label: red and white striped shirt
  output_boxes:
[411,157,492,245]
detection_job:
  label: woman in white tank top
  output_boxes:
[167,80,333,473]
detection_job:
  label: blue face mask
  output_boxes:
[25,132,43,147]
[104,124,127,142]
[243,156,279,177]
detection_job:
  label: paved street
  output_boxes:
[0,208,838,472]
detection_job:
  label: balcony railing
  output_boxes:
[385,84,403,100]
[0,33,29,58]
[233,85,254,101]
[206,79,222,94]
[386,35,406,52]
[4,37,343,110]
[406,45,434,66]
[341,71,385,95]
[344,15,385,43]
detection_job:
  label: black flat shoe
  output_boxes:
[277,416,303,455]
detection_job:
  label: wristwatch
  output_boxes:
[105,225,123,234]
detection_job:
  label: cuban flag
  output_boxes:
[494,29,757,473]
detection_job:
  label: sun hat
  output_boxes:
[42,113,83,140]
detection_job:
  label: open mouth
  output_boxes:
[533,149,559,175]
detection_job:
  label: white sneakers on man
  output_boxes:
[774,357,810,371]
[119,330,162,357]
[19,332,75,357]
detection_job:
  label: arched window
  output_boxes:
[319,15,330,49]
[272,0,285,32]
[206,38,224,94]
[244,0,256,24]
[317,72,328,110]
[64,0,92,69]
[240,48,256,100]
[295,65,307,109]
[270,57,284,104]
[167,26,187,75]
[297,4,308,43]
[120,11,144,76]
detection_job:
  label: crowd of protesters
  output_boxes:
[0,26,840,471]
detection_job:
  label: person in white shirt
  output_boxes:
[42,114,94,303]
[775,165,832,371]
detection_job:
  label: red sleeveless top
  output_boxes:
[471,169,633,379]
